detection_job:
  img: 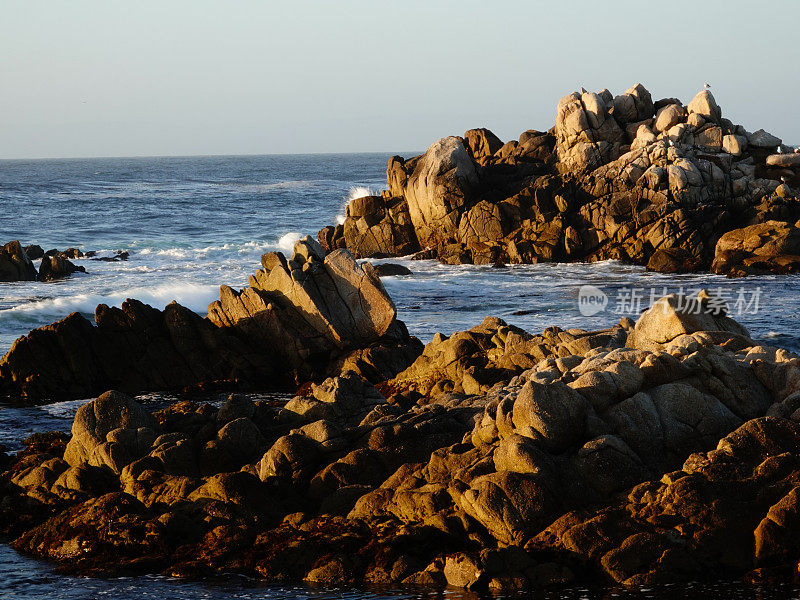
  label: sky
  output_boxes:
[1,0,798,159]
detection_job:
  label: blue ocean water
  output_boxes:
[2,153,800,598]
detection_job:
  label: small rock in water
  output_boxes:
[24,244,44,260]
[372,263,412,277]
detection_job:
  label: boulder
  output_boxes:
[748,129,782,148]
[646,248,698,274]
[626,292,751,352]
[766,154,800,168]
[464,128,504,164]
[24,244,44,260]
[387,136,479,248]
[64,391,157,467]
[686,90,721,122]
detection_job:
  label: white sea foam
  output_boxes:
[0,282,220,321]
[137,241,275,259]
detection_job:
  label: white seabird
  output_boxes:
[704,82,711,90]
[795,147,800,154]
[778,146,784,154]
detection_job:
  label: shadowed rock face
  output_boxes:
[0,241,87,282]
[4,293,800,589]
[322,84,800,273]
[38,253,86,281]
[0,239,421,404]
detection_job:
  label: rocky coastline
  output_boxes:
[3,289,800,590]
[2,83,800,592]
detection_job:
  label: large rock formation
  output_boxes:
[5,293,800,590]
[321,85,800,273]
[0,238,421,403]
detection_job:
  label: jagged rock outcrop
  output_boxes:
[5,293,800,589]
[0,239,421,403]
[23,244,44,260]
[322,84,799,274]
[341,194,419,258]
[0,241,37,282]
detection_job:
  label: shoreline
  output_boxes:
[2,284,800,589]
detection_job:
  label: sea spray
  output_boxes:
[335,186,377,225]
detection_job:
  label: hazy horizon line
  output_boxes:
[0,149,426,162]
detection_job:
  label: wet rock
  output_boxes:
[24,244,44,260]
[646,247,698,273]
[0,241,37,282]
[38,253,86,281]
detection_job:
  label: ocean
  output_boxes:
[1,153,800,598]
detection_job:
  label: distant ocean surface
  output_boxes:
[2,153,800,599]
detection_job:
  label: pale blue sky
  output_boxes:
[1,0,797,159]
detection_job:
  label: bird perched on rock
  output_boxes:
[781,176,790,183]
[795,147,800,154]
[704,82,711,90]
[778,146,784,154]
[668,139,675,147]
